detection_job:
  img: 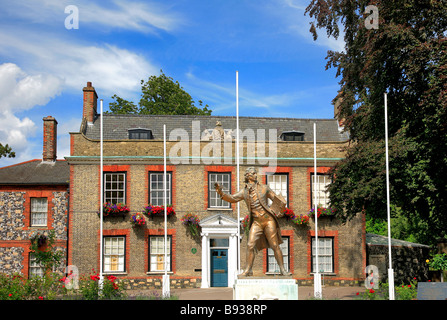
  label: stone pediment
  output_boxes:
[199,214,238,228]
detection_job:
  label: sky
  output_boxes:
[0,0,345,167]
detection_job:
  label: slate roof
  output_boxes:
[0,160,69,185]
[366,233,430,248]
[84,114,349,142]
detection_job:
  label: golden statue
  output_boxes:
[214,167,291,276]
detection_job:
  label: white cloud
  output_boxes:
[82,0,182,33]
[0,29,158,98]
[0,63,62,112]
[0,63,63,165]
[2,0,182,34]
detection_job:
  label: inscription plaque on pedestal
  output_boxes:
[417,282,447,300]
[233,278,298,300]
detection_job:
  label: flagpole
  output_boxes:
[99,99,104,292]
[236,71,241,275]
[313,122,322,298]
[384,92,395,300]
[162,124,170,298]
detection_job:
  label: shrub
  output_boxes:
[78,270,126,300]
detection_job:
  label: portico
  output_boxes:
[199,214,240,288]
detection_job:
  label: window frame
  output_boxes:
[311,237,334,274]
[128,128,154,140]
[103,236,126,273]
[266,173,289,207]
[310,173,331,208]
[148,171,172,206]
[148,235,172,273]
[30,197,48,227]
[281,131,304,141]
[208,172,232,209]
[266,236,290,274]
[29,253,45,278]
[103,172,126,204]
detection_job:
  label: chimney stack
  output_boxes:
[83,81,98,124]
[43,116,58,162]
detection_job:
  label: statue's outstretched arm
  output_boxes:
[214,183,244,203]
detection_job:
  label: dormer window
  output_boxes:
[128,128,154,140]
[280,131,304,141]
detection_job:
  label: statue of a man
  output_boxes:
[214,167,291,276]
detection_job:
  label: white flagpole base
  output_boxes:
[162,274,170,298]
[98,276,104,297]
[388,269,395,300]
[314,273,322,299]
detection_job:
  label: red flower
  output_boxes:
[107,275,117,282]
[369,289,375,294]
[90,274,100,281]
[38,296,44,300]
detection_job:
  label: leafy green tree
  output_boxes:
[0,143,15,159]
[305,0,446,245]
[108,70,212,115]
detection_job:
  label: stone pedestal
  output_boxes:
[233,277,298,300]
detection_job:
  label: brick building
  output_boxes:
[66,82,366,289]
[0,117,69,278]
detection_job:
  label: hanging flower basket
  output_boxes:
[308,206,336,218]
[181,213,201,237]
[241,215,250,237]
[130,212,146,227]
[30,231,48,249]
[101,202,130,218]
[144,204,176,218]
[291,214,310,225]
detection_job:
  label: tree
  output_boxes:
[0,143,15,159]
[108,70,212,115]
[305,0,447,245]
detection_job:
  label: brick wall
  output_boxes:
[43,116,57,162]
[67,131,364,288]
[0,186,68,277]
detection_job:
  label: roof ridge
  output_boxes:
[0,159,40,170]
[100,113,336,121]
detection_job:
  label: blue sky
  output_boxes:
[0,0,345,167]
